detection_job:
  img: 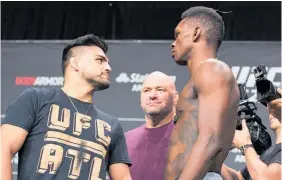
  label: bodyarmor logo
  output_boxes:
[231,66,281,102]
[15,76,64,86]
[115,72,176,92]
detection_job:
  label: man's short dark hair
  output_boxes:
[181,6,225,50]
[62,34,108,76]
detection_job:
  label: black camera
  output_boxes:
[254,65,281,106]
[236,84,272,155]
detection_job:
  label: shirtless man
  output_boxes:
[164,6,240,180]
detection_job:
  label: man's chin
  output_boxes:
[90,80,110,91]
[95,83,110,91]
[172,54,187,66]
[147,112,161,116]
[174,59,187,66]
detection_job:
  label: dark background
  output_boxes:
[1,1,281,40]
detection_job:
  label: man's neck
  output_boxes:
[275,126,282,144]
[187,47,217,77]
[145,111,174,129]
[62,81,94,103]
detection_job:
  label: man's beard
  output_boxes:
[175,60,187,66]
[87,77,110,91]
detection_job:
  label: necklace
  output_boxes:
[66,95,92,122]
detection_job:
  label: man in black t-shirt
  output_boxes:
[1,34,132,180]
[221,88,282,180]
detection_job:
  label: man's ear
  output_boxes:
[69,57,79,71]
[173,91,179,105]
[192,27,201,42]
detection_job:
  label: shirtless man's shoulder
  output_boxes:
[193,59,236,87]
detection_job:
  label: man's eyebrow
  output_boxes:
[96,55,110,63]
[174,30,180,37]
[96,55,106,59]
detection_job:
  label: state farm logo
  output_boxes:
[231,66,281,102]
[115,72,176,92]
[15,76,64,86]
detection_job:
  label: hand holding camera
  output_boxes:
[232,119,252,149]
[234,83,272,155]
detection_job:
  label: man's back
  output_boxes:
[126,121,174,180]
[165,59,240,179]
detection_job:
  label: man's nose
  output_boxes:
[105,62,112,72]
[171,41,175,48]
[149,91,158,100]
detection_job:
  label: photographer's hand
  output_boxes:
[232,120,281,180]
[267,88,282,120]
[232,120,252,148]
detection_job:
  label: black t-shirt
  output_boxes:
[2,88,131,180]
[240,143,281,180]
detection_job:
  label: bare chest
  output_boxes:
[175,82,198,125]
[173,82,199,148]
[165,82,199,178]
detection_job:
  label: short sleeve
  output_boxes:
[2,88,38,132]
[270,151,281,164]
[108,119,131,167]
